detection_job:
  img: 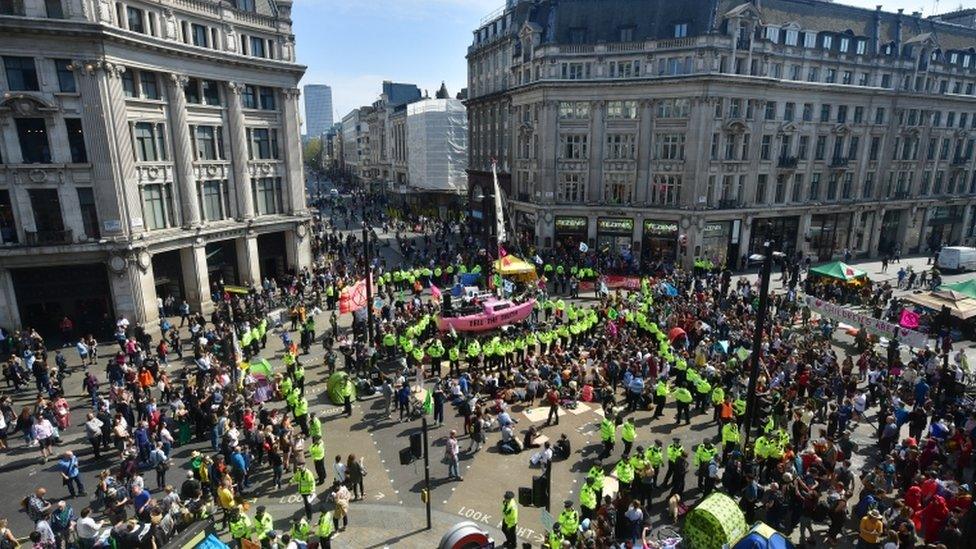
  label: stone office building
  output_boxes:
[468,0,976,269]
[0,0,311,338]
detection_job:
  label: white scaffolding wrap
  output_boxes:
[406,99,468,193]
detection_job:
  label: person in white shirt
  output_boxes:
[333,455,346,483]
[75,507,103,548]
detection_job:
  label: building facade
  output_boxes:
[303,83,333,139]
[468,0,976,269]
[0,0,311,337]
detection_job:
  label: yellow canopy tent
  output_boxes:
[493,255,538,280]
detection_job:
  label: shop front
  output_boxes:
[641,220,679,267]
[749,216,799,259]
[596,217,635,255]
[924,206,964,251]
[553,215,588,252]
[809,212,853,262]
[698,221,738,268]
[878,210,904,255]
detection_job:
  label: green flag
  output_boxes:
[422,390,433,415]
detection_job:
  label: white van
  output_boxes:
[937,246,976,271]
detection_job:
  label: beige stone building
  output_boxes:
[0,0,311,337]
[467,0,976,269]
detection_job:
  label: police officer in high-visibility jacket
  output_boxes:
[317,510,335,549]
[673,383,693,425]
[614,453,635,496]
[557,500,579,545]
[662,438,684,486]
[598,415,618,461]
[721,421,740,461]
[586,464,605,503]
[501,490,518,548]
[253,506,274,549]
[228,507,253,546]
[291,465,316,520]
[310,436,327,485]
[644,440,665,488]
[620,416,637,456]
[579,477,598,521]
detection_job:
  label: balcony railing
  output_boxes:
[25,229,72,246]
[830,157,849,168]
[777,156,798,169]
[951,156,971,166]
[893,191,911,199]
[736,38,751,50]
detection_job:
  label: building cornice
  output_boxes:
[0,17,306,77]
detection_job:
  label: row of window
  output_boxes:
[0,117,86,164]
[530,166,976,210]
[551,171,683,206]
[131,122,278,162]
[1,56,279,112]
[113,2,277,60]
[140,176,283,230]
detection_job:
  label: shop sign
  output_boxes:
[554,216,587,232]
[597,217,634,234]
[702,222,729,237]
[643,220,679,236]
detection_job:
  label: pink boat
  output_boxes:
[437,298,536,332]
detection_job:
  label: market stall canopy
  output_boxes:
[493,255,538,279]
[683,493,749,549]
[902,290,976,320]
[732,523,794,549]
[938,279,976,300]
[809,261,867,281]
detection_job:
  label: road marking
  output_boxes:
[374,492,385,500]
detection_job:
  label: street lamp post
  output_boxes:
[741,240,780,455]
[362,201,375,348]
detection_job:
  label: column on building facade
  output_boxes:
[587,100,606,204]
[235,233,261,287]
[180,245,213,314]
[0,268,20,330]
[960,204,974,246]
[225,82,255,219]
[539,101,558,203]
[83,61,143,236]
[634,100,653,205]
[868,208,885,257]
[280,88,307,214]
[849,210,863,254]
[109,254,159,329]
[164,73,202,227]
[285,226,312,272]
[57,183,86,239]
[739,216,753,257]
[798,212,813,258]
[685,98,712,208]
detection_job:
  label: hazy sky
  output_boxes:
[293,0,974,122]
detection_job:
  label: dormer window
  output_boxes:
[784,29,799,46]
[856,40,866,55]
[236,0,255,11]
[569,27,586,44]
[674,23,688,38]
[822,35,833,50]
[619,26,635,42]
[839,37,849,53]
[803,32,816,48]
[764,26,779,43]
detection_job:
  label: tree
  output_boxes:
[303,137,323,168]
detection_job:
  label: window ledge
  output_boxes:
[53,92,81,98]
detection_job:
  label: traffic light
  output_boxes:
[410,432,423,459]
[531,474,548,507]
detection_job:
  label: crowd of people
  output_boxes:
[0,184,973,549]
